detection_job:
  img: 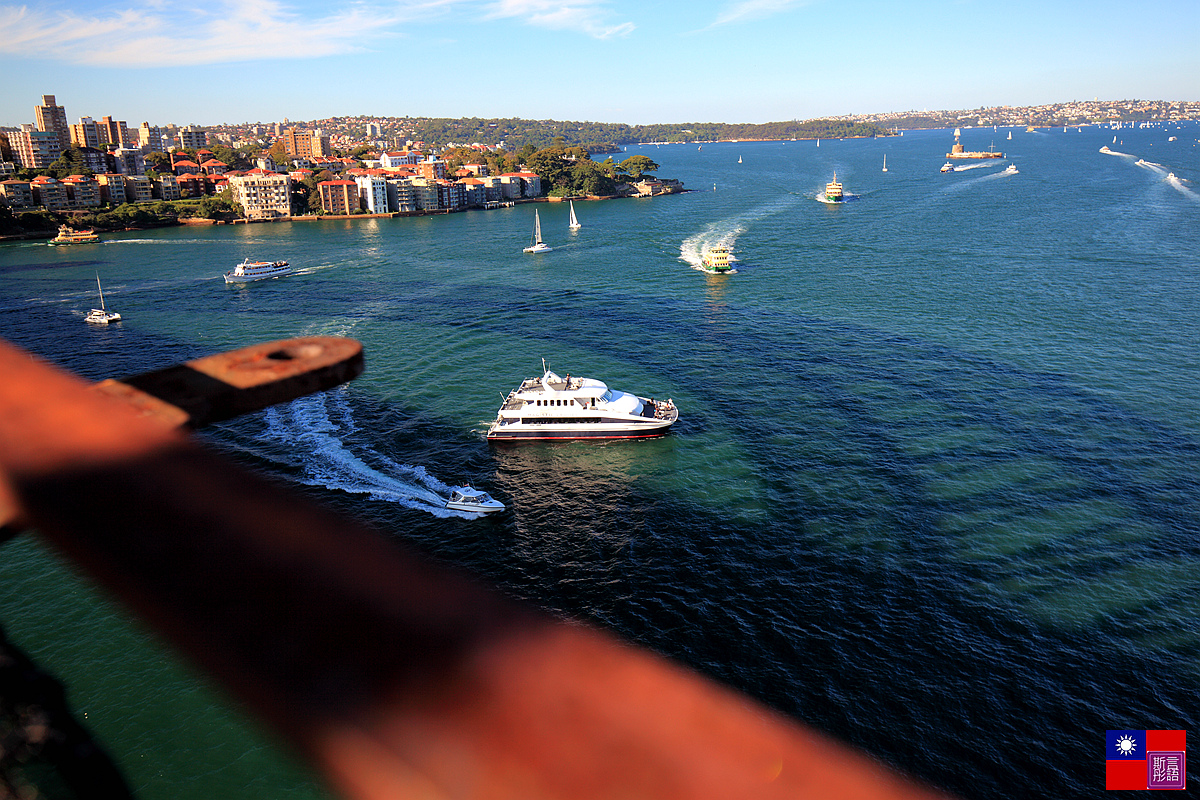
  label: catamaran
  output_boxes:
[84,274,121,324]
[523,209,552,253]
[568,201,581,231]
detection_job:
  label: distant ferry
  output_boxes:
[487,362,678,440]
[224,258,293,283]
[824,174,844,202]
[49,225,100,245]
[702,245,732,272]
[946,128,1004,160]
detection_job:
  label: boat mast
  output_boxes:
[96,273,106,311]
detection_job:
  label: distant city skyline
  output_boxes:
[2,0,1198,129]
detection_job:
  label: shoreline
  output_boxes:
[0,187,685,242]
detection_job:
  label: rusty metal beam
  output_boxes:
[0,338,955,800]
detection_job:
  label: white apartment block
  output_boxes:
[354,175,388,214]
[228,170,292,219]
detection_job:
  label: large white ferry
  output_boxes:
[487,363,678,441]
[224,258,293,283]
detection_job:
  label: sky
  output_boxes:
[2,0,1198,128]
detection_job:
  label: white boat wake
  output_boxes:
[680,196,797,272]
[1099,146,1134,158]
[944,161,1000,171]
[262,390,477,518]
[1167,173,1199,203]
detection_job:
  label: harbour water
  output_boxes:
[1,123,1198,798]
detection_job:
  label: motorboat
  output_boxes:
[49,225,100,245]
[702,245,733,273]
[487,361,678,441]
[445,486,505,514]
[523,209,552,253]
[940,162,955,173]
[84,274,121,324]
[224,258,293,283]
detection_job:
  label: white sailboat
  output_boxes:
[568,201,581,231]
[85,273,121,324]
[523,209,552,253]
[737,156,742,163]
[1008,131,1012,140]
[882,154,888,172]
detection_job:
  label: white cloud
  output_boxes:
[486,0,634,38]
[0,0,405,66]
[0,0,634,68]
[710,0,810,27]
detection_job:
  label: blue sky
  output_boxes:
[2,0,1197,128]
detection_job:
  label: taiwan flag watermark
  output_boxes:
[1106,730,1186,790]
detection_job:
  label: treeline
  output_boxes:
[0,197,242,236]
[389,117,889,151]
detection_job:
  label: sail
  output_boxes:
[532,210,543,245]
[96,274,106,311]
[568,201,580,230]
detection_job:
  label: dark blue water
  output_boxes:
[1,124,1198,799]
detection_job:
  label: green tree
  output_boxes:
[617,155,659,180]
[569,159,616,196]
[45,146,94,179]
[525,148,571,195]
[144,151,172,174]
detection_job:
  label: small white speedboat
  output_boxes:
[445,486,505,514]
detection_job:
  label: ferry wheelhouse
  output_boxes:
[224,258,293,283]
[487,363,678,441]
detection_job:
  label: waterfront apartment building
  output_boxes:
[30,176,69,211]
[354,175,388,214]
[13,126,62,169]
[0,180,35,208]
[34,95,71,150]
[124,175,154,204]
[385,178,416,213]
[229,170,292,220]
[318,180,358,215]
[153,174,181,201]
[95,174,127,205]
[61,175,102,207]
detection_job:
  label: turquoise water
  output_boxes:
[1,123,1198,798]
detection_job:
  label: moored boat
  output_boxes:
[224,258,293,283]
[49,225,100,245]
[487,362,678,441]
